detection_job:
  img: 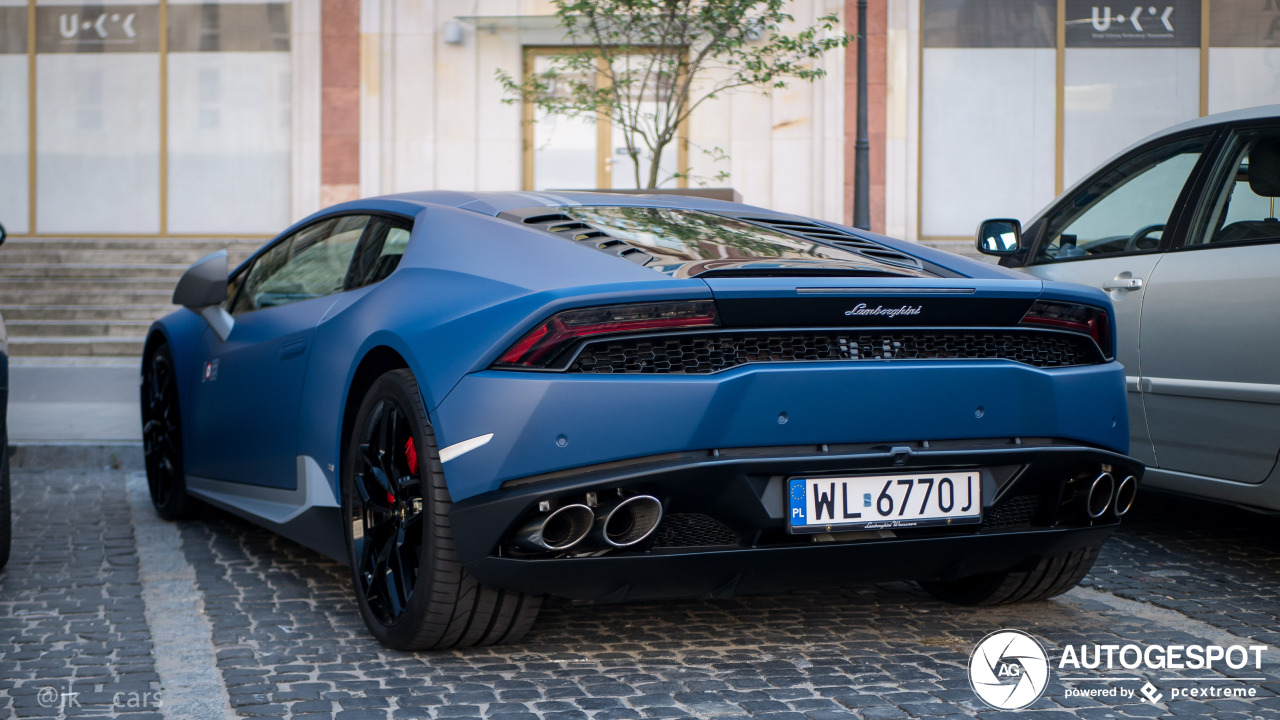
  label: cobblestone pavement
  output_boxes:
[3,468,1279,720]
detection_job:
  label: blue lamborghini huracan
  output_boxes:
[143,191,1142,649]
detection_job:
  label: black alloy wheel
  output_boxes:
[342,369,542,649]
[349,393,423,625]
[141,343,199,519]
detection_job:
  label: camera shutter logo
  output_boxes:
[969,630,1051,710]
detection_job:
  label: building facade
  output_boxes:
[1,0,1277,241]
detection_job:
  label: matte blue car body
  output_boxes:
[436,362,1126,502]
[148,190,1130,571]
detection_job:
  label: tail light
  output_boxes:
[495,300,719,369]
[1020,300,1113,359]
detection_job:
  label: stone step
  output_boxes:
[7,319,154,338]
[0,263,188,280]
[0,236,258,358]
[0,248,258,266]
[0,277,177,292]
[0,289,173,306]
[10,336,145,358]
[0,305,175,321]
[2,237,264,253]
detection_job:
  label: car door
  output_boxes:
[1139,124,1280,483]
[1017,133,1215,466]
[186,214,371,488]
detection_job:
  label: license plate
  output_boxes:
[788,471,982,532]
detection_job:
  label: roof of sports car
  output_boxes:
[308,189,1030,282]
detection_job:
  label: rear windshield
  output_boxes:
[560,206,862,267]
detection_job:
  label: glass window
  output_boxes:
[563,206,869,264]
[1190,130,1280,247]
[531,53,598,191]
[921,0,1057,237]
[347,217,413,289]
[166,1,291,234]
[1062,1,1202,187]
[232,215,368,313]
[35,0,162,234]
[0,1,28,234]
[1034,136,1209,263]
[1208,1,1280,113]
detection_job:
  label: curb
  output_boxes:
[9,443,144,471]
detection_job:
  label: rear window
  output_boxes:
[560,206,861,268]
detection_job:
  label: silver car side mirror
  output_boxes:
[173,250,235,341]
[975,218,1022,256]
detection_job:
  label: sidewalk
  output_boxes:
[8,358,143,469]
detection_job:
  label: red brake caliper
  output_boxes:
[405,437,419,476]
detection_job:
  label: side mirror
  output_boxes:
[975,218,1022,256]
[173,250,235,341]
[0,221,7,247]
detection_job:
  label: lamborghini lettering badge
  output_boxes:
[844,303,923,318]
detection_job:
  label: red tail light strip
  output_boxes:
[1020,301,1112,359]
[496,300,719,368]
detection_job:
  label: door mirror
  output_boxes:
[0,221,7,247]
[173,250,235,341]
[975,218,1022,256]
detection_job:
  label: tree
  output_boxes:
[496,0,852,190]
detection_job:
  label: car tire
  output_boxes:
[342,368,541,650]
[142,342,201,520]
[918,543,1100,606]
[0,433,10,570]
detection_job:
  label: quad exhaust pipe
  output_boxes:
[1086,472,1114,519]
[594,495,664,548]
[1113,475,1138,517]
[511,503,595,552]
[511,493,664,553]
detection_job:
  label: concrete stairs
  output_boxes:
[1,238,262,358]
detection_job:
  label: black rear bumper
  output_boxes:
[464,524,1114,602]
[449,439,1141,601]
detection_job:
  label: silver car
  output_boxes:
[975,105,1280,513]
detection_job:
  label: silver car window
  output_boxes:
[1189,129,1280,247]
[1034,136,1210,264]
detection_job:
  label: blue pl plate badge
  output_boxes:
[789,479,807,524]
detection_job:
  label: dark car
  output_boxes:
[1,221,10,571]
[146,192,1141,649]
[976,104,1280,513]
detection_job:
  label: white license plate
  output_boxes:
[788,471,982,532]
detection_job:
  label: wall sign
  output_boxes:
[36,5,160,53]
[1065,1,1200,47]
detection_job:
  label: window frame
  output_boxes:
[1173,119,1280,254]
[225,211,382,315]
[344,214,415,291]
[1022,128,1224,267]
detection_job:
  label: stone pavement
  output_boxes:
[2,467,1279,720]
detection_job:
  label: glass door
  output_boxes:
[524,48,685,192]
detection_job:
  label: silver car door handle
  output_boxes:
[1102,277,1143,291]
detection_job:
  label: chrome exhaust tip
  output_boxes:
[1113,475,1138,517]
[1086,472,1114,519]
[512,503,594,552]
[595,495,664,548]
